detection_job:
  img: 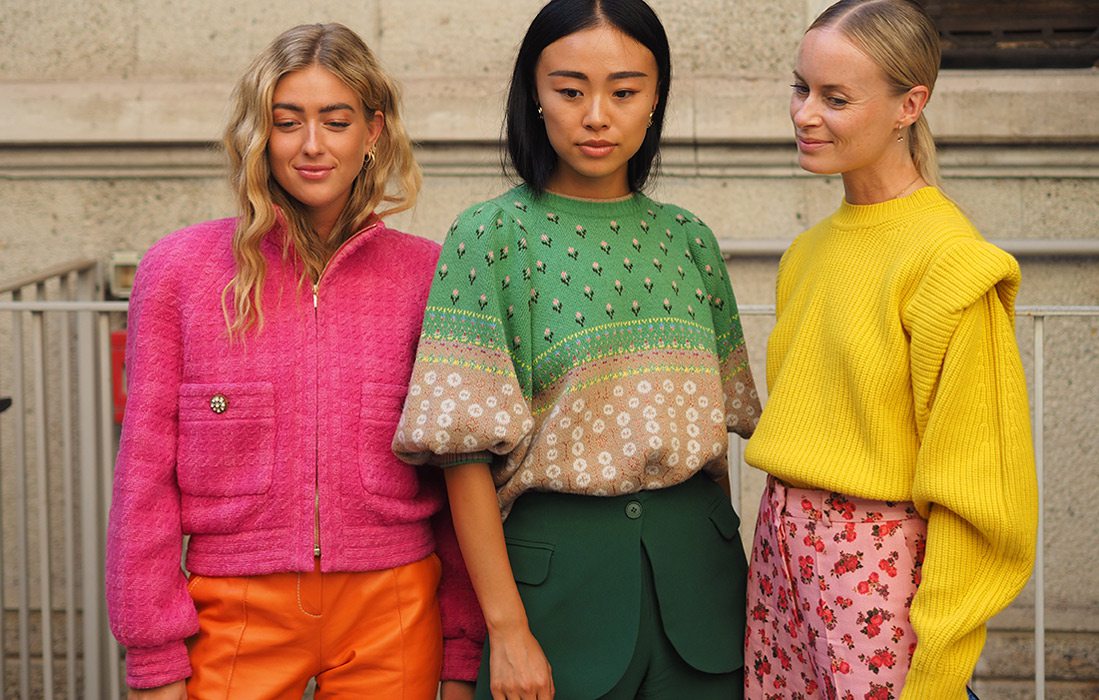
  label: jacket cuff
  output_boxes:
[441,636,485,682]
[124,640,192,690]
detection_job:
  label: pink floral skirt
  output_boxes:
[745,476,927,700]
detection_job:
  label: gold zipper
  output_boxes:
[309,218,380,560]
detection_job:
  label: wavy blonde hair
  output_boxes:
[223,23,422,336]
[809,0,942,185]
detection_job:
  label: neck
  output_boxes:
[309,214,337,242]
[841,152,925,205]
[545,169,631,201]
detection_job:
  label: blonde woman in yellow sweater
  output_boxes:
[743,2,1038,699]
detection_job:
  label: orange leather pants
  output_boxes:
[186,554,443,699]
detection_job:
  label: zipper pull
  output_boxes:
[313,283,319,309]
[314,543,321,557]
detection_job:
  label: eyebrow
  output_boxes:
[791,71,849,92]
[271,102,357,113]
[547,70,650,80]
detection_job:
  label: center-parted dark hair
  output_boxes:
[505,0,672,194]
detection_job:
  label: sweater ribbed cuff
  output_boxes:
[434,451,494,468]
[124,640,192,689]
[900,664,970,700]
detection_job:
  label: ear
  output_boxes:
[897,85,930,128]
[364,110,385,150]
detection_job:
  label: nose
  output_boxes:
[582,96,609,131]
[302,122,324,156]
[791,94,820,130]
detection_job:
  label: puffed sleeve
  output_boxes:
[105,237,199,688]
[900,239,1038,699]
[685,217,761,439]
[393,201,537,470]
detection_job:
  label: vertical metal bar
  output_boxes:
[31,289,55,699]
[0,296,8,699]
[1033,315,1045,700]
[97,312,122,700]
[11,289,31,700]
[75,273,102,699]
[58,276,78,700]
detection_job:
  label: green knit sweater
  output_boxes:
[394,185,760,513]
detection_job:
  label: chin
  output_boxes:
[797,155,841,176]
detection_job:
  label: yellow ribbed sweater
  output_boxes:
[745,187,1038,699]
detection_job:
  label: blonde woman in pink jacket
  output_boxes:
[106,23,482,700]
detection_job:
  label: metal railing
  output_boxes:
[0,261,127,700]
[0,262,1096,698]
[1017,305,1099,700]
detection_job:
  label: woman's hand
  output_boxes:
[128,680,186,700]
[440,680,476,700]
[487,624,554,699]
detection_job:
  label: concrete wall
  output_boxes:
[2,0,1097,696]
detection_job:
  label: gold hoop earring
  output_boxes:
[363,146,377,170]
[537,105,544,120]
[647,111,654,128]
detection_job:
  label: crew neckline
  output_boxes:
[832,186,945,229]
[517,185,648,217]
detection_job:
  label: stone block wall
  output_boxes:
[2,0,1097,696]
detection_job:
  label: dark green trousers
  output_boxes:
[474,474,747,699]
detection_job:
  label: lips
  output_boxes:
[578,140,616,158]
[294,165,334,180]
[795,135,830,153]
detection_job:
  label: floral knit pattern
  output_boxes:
[394,186,759,513]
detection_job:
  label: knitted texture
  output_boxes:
[393,186,760,514]
[745,187,1038,698]
[106,217,484,688]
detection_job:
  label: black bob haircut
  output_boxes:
[504,0,672,195]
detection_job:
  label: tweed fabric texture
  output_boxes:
[106,217,484,688]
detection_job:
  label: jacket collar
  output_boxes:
[259,209,386,270]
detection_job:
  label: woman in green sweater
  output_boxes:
[393,1,760,698]
[744,2,1038,699]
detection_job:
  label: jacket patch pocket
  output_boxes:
[708,500,741,541]
[358,381,420,498]
[177,382,275,497]
[506,538,554,586]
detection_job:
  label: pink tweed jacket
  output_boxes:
[106,217,484,689]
